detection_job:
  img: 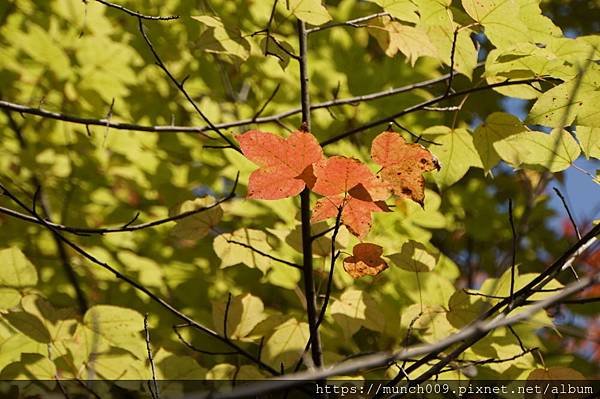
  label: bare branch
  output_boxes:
[91,0,178,21]
[0,71,462,136]
[553,187,582,240]
[193,223,600,398]
[297,18,324,371]
[0,182,279,376]
[306,12,391,34]
[320,77,553,147]
[136,18,241,151]
[144,314,160,399]
[226,239,302,269]
[0,173,238,235]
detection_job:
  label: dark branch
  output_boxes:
[320,77,553,147]
[136,18,240,151]
[226,239,302,269]
[144,314,160,399]
[92,0,178,20]
[0,182,278,375]
[0,173,238,235]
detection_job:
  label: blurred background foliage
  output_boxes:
[0,0,599,395]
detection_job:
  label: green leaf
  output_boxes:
[388,240,439,272]
[461,0,529,48]
[211,293,267,340]
[286,221,348,257]
[423,127,483,188]
[367,0,419,23]
[192,16,250,61]
[83,305,146,358]
[446,290,491,328]
[169,196,223,245]
[0,288,21,311]
[369,19,437,65]
[473,112,527,173]
[330,289,386,337]
[528,367,585,380]
[22,354,57,380]
[287,0,332,26]
[423,25,478,79]
[213,228,274,273]
[3,311,51,344]
[0,335,46,373]
[576,126,600,159]
[263,318,309,369]
[493,129,581,172]
[156,352,207,380]
[82,353,144,380]
[527,80,581,127]
[0,247,38,288]
[528,68,600,128]
[206,363,237,380]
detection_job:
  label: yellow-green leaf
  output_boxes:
[461,0,529,48]
[212,293,267,340]
[493,129,581,172]
[213,228,274,273]
[388,240,439,272]
[0,247,38,288]
[169,196,223,245]
[423,127,483,188]
[577,126,600,159]
[287,0,332,26]
[263,318,309,369]
[473,112,527,173]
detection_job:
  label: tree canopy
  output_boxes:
[0,0,599,397]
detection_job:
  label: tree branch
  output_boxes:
[0,174,238,235]
[320,77,552,147]
[297,18,324,371]
[193,223,600,398]
[136,18,240,151]
[0,182,279,376]
[91,0,178,21]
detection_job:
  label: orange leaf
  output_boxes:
[343,243,389,279]
[237,130,323,200]
[311,156,389,238]
[371,131,439,206]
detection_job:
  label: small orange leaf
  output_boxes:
[343,243,389,279]
[371,131,439,206]
[237,130,323,200]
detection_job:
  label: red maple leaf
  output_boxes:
[311,156,389,238]
[237,130,323,200]
[371,131,439,206]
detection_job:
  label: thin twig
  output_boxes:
[0,182,278,375]
[172,325,238,355]
[136,18,240,151]
[224,293,233,339]
[144,314,160,399]
[226,239,302,269]
[306,12,391,34]
[0,173,238,235]
[320,77,553,147]
[443,28,459,98]
[553,187,582,240]
[0,70,466,136]
[508,199,517,307]
[93,0,178,20]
